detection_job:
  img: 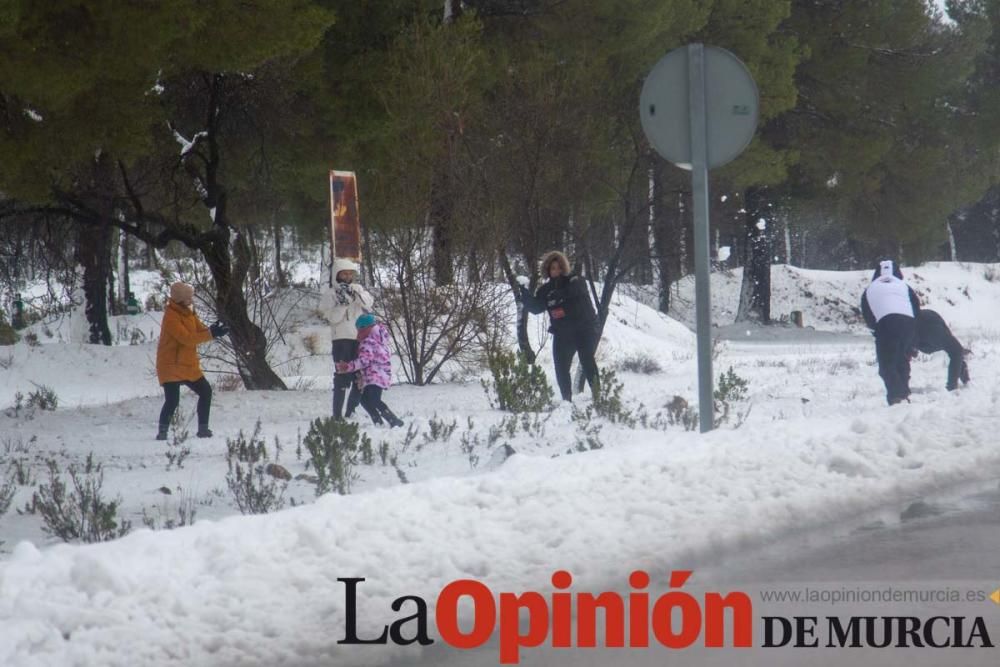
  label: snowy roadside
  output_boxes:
[1,384,998,667]
[2,260,999,666]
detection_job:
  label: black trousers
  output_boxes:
[552,325,600,401]
[875,314,916,405]
[915,310,967,390]
[359,385,399,425]
[159,376,212,428]
[332,339,361,419]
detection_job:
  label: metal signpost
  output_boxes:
[640,44,759,432]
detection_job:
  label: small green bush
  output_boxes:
[481,350,554,413]
[303,417,370,496]
[21,454,131,543]
[570,404,604,453]
[422,414,458,445]
[165,408,191,470]
[141,498,197,531]
[26,383,58,411]
[615,352,662,375]
[225,422,287,515]
[0,473,15,518]
[591,368,635,426]
[714,366,751,428]
[715,366,749,404]
[0,313,18,346]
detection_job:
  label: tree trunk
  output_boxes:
[784,219,792,266]
[498,249,535,363]
[319,232,328,287]
[735,186,772,323]
[174,73,287,390]
[76,223,113,345]
[203,227,287,390]
[650,162,672,314]
[273,218,288,288]
[145,241,158,270]
[119,228,131,305]
[430,208,454,286]
[107,246,117,317]
[427,127,456,286]
[443,0,462,22]
[362,224,376,287]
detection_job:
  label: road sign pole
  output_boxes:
[640,43,757,433]
[688,43,714,433]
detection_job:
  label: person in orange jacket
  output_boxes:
[155,282,229,440]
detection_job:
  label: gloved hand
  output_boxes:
[334,281,354,306]
[209,322,230,338]
[515,275,530,288]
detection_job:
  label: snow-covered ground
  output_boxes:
[1,262,998,666]
[650,261,1000,333]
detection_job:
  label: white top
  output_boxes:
[864,276,914,322]
[320,283,374,341]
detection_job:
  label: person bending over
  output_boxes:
[860,259,920,406]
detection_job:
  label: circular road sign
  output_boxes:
[640,45,759,169]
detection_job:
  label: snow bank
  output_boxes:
[3,262,1000,666]
[667,262,1000,334]
[0,343,162,409]
[2,385,999,667]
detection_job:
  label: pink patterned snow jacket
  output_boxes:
[345,322,393,389]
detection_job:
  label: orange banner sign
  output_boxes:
[329,170,362,262]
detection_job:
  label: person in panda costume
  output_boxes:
[860,259,921,405]
[321,258,374,419]
[912,309,970,392]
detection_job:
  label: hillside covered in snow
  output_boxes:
[1,262,999,666]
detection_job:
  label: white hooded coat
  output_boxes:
[321,259,374,341]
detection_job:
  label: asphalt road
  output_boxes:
[385,482,1000,667]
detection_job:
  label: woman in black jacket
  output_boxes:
[519,251,600,401]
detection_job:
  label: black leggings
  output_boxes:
[875,314,916,405]
[915,310,967,390]
[359,385,399,425]
[552,326,600,401]
[159,377,212,428]
[332,339,361,419]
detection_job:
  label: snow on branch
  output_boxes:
[170,124,208,157]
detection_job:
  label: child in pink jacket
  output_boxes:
[336,314,403,427]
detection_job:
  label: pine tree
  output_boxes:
[770,0,990,265]
[946,0,1000,259]
[0,1,335,385]
[697,0,800,323]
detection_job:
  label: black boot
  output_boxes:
[345,382,361,418]
[380,406,404,428]
[197,425,213,438]
[156,425,168,441]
